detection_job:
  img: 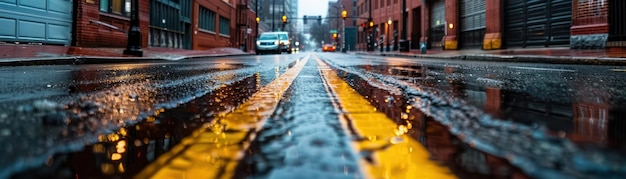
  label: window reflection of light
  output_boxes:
[119,128,127,136]
[117,147,126,154]
[108,133,120,142]
[101,163,115,175]
[118,163,126,173]
[111,153,122,161]
[93,144,105,153]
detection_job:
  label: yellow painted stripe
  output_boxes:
[316,56,457,179]
[135,56,310,179]
[610,69,626,72]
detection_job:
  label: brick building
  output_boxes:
[1,0,259,51]
[75,0,257,51]
[354,0,626,52]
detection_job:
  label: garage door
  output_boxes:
[428,0,445,48]
[504,0,571,48]
[0,0,73,45]
[460,0,485,48]
[609,0,626,44]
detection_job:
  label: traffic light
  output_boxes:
[303,15,307,24]
[341,10,347,20]
[282,15,287,23]
[255,17,260,24]
[361,23,366,29]
[332,33,338,39]
[318,16,322,24]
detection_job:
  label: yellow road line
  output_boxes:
[316,56,457,179]
[135,56,309,179]
[610,69,626,72]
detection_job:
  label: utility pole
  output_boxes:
[367,0,373,51]
[123,0,142,56]
[272,0,276,31]
[255,0,258,39]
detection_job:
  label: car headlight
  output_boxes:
[256,41,261,45]
[275,40,280,45]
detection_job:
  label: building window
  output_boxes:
[100,0,131,16]
[199,7,216,32]
[219,17,230,36]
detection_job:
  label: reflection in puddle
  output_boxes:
[338,66,531,178]
[10,74,260,179]
[334,61,626,178]
[358,64,626,149]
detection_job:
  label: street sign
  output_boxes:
[329,30,338,33]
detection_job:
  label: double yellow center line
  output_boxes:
[135,56,309,179]
[316,57,456,179]
[136,54,455,179]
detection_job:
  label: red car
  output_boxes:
[322,44,336,52]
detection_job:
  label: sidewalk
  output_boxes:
[356,47,626,65]
[2,43,626,66]
[0,43,252,66]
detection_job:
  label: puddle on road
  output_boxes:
[347,63,626,178]
[337,67,531,179]
[359,64,626,149]
[10,74,261,179]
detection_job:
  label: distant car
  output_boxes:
[255,33,281,55]
[322,44,336,52]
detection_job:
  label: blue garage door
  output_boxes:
[0,0,73,45]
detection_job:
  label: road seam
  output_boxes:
[315,56,457,179]
[134,55,309,179]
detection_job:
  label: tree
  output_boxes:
[309,22,330,46]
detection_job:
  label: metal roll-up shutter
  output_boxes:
[504,0,526,47]
[609,0,626,46]
[0,0,73,45]
[429,0,445,48]
[505,0,571,48]
[548,0,571,46]
[460,0,486,48]
[524,0,548,47]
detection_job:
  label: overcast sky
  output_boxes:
[298,0,329,18]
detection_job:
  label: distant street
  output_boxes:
[1,53,625,179]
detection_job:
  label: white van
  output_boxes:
[255,31,292,54]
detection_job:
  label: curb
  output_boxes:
[355,52,626,66]
[0,53,254,66]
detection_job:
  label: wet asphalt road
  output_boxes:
[1,52,625,178]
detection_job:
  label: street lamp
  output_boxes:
[387,19,392,52]
[123,0,142,56]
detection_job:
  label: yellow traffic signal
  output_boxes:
[341,10,347,20]
[255,17,260,23]
[282,15,287,23]
[332,33,338,39]
[369,21,374,27]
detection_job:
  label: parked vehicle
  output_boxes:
[274,32,291,53]
[255,33,281,55]
[322,44,336,52]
